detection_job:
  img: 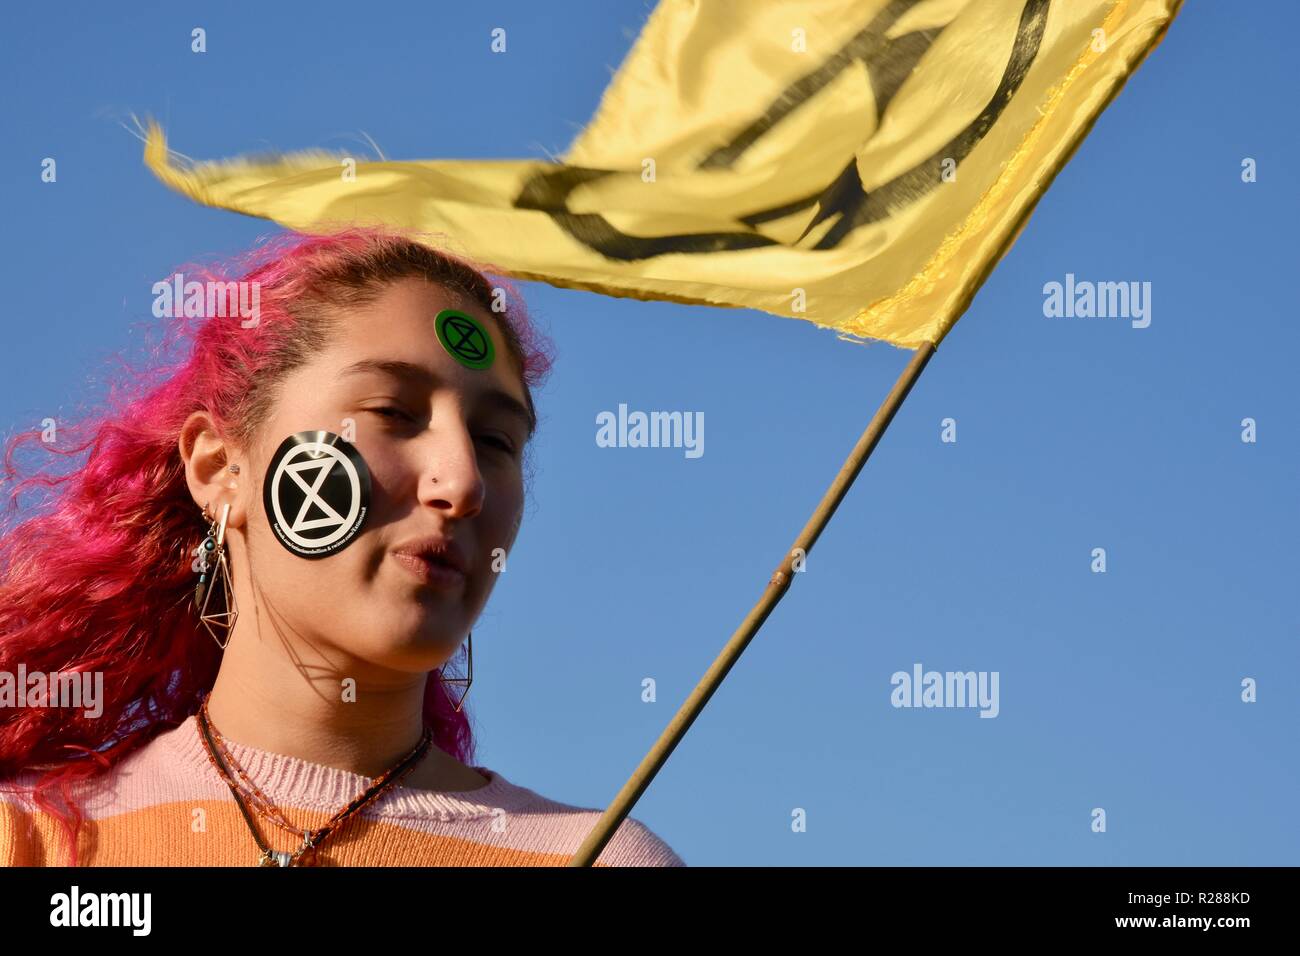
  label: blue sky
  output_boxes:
[2,2,1295,865]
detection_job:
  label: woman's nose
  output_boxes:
[417,425,485,518]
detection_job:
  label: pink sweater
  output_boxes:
[0,714,685,867]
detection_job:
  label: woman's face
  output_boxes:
[234,277,529,672]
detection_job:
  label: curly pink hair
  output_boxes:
[0,224,555,865]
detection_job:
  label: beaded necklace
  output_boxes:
[195,695,431,866]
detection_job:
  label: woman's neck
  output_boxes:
[203,627,443,782]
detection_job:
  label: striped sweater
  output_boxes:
[0,715,685,867]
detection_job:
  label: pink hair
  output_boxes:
[0,224,555,865]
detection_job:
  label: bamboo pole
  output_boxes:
[569,340,938,866]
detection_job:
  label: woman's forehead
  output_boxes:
[284,281,528,415]
[326,281,512,372]
[347,277,485,334]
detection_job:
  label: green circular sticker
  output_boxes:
[435,309,495,370]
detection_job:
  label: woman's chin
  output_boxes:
[364,623,466,669]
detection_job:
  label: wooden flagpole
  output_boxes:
[569,340,938,865]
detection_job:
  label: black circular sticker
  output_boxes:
[263,430,371,559]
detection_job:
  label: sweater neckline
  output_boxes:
[159,714,520,821]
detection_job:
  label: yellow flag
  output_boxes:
[142,0,1182,350]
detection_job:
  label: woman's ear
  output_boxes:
[179,411,248,530]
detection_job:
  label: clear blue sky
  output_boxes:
[1,2,1295,865]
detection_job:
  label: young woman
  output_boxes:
[0,225,684,867]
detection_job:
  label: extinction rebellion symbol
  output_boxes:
[263,430,371,558]
[435,308,495,371]
[510,0,1049,257]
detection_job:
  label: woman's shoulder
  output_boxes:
[470,768,687,867]
[0,717,215,814]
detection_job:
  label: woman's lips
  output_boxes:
[391,551,467,590]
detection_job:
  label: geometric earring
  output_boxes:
[193,502,238,650]
[437,630,473,712]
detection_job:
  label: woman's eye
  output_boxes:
[479,434,517,455]
[370,408,514,454]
